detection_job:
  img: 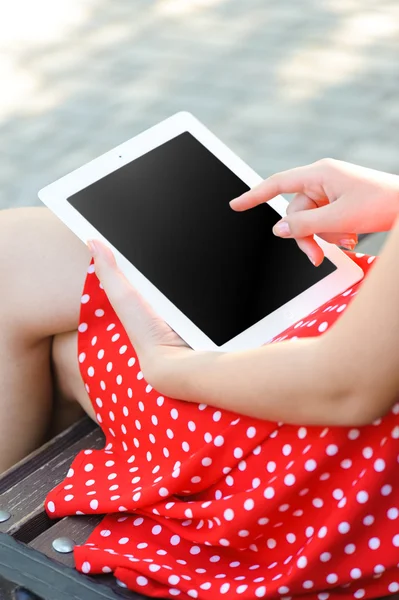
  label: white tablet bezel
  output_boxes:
[39,111,364,351]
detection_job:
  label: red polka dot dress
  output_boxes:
[45,252,399,600]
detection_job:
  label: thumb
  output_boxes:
[87,239,157,356]
[273,202,342,239]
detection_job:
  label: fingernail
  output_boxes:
[229,197,240,208]
[339,239,357,250]
[273,221,291,237]
[309,256,317,266]
[87,240,100,257]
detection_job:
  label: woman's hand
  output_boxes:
[230,158,399,266]
[87,240,194,386]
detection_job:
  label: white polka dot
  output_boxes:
[246,426,256,438]
[222,508,234,522]
[374,458,385,472]
[356,491,368,504]
[318,526,328,538]
[318,321,328,332]
[81,561,91,573]
[363,515,374,526]
[282,444,292,456]
[297,556,307,569]
[305,459,317,471]
[255,586,266,597]
[244,499,254,511]
[264,487,275,499]
[381,484,392,496]
[237,585,248,594]
[118,537,129,545]
[348,428,360,440]
[320,552,331,562]
[90,499,99,510]
[170,534,180,546]
[78,322,88,332]
[303,581,314,589]
[350,568,362,579]
[368,537,380,550]
[266,461,276,473]
[214,435,224,447]
[332,488,344,500]
[137,576,148,587]
[100,529,111,537]
[284,473,295,486]
[326,444,338,456]
[391,425,399,439]
[47,501,55,513]
[393,534,399,547]
[388,507,398,519]
[233,447,243,459]
[278,587,290,595]
[338,522,350,534]
[344,544,356,554]
[388,583,399,593]
[326,573,338,584]
[219,539,230,546]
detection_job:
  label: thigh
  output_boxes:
[1,206,90,339]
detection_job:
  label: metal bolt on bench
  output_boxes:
[0,511,11,524]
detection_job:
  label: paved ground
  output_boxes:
[1,0,398,251]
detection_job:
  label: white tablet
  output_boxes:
[39,112,363,352]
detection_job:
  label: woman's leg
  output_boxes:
[0,207,91,473]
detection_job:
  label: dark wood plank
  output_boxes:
[0,417,96,495]
[29,515,101,567]
[0,533,147,600]
[0,427,105,538]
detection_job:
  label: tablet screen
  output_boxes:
[67,132,336,346]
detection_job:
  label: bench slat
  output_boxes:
[0,422,105,538]
[29,515,101,567]
[0,533,145,600]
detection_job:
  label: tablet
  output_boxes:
[38,112,364,351]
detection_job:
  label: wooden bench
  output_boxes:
[0,417,147,599]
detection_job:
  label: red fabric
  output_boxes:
[45,252,399,599]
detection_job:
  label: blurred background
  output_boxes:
[1,0,398,252]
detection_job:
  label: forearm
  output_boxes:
[151,338,356,426]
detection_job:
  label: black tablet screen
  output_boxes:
[67,132,336,346]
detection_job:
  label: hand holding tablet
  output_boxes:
[39,112,363,351]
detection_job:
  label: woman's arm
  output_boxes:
[152,217,399,427]
[88,159,399,428]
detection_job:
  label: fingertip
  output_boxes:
[229,197,243,211]
[309,250,325,267]
[87,239,98,257]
